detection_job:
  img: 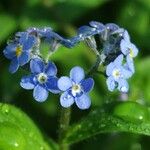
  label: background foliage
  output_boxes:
[0,0,150,149]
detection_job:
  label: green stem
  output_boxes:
[86,54,101,77]
[58,107,71,150]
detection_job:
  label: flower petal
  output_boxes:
[105,23,119,32]
[3,44,16,59]
[30,58,44,74]
[81,78,94,93]
[106,76,116,92]
[75,94,91,110]
[114,54,123,66]
[117,79,129,93]
[126,56,135,73]
[58,76,72,91]
[23,35,36,50]
[70,66,85,83]
[123,30,130,41]
[20,75,35,89]
[60,91,74,108]
[46,77,60,94]
[33,84,48,102]
[9,58,19,73]
[45,61,57,76]
[120,39,128,55]
[18,52,30,66]
[106,62,115,76]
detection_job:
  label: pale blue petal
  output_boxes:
[120,39,128,55]
[58,76,72,91]
[114,54,123,66]
[45,61,57,76]
[9,58,19,73]
[126,56,135,73]
[81,78,94,93]
[60,91,74,108]
[118,79,129,93]
[106,62,115,76]
[20,75,35,89]
[33,84,48,102]
[106,76,116,92]
[70,66,85,83]
[30,58,44,74]
[75,94,91,110]
[123,30,130,41]
[122,62,133,79]
[18,52,30,66]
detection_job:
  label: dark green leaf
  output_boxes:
[64,101,150,144]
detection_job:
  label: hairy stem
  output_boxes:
[58,107,71,150]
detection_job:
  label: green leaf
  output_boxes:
[0,103,58,150]
[0,14,16,42]
[64,101,150,144]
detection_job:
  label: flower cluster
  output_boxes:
[3,21,139,109]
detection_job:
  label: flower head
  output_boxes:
[120,31,138,73]
[3,32,36,73]
[57,66,94,110]
[106,54,132,92]
[20,58,60,102]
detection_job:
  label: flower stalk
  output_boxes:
[58,107,71,150]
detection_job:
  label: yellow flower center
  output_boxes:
[16,46,22,57]
[129,48,134,58]
[113,69,120,78]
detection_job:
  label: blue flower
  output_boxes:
[57,66,94,110]
[36,27,73,48]
[20,58,60,102]
[89,21,105,33]
[105,23,119,33]
[120,39,138,59]
[120,31,138,73]
[3,32,36,73]
[106,54,132,92]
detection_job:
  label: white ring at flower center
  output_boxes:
[71,84,81,97]
[37,73,48,84]
[112,69,121,79]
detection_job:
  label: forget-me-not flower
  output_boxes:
[57,66,94,110]
[20,58,60,102]
[106,54,132,92]
[120,30,138,73]
[3,32,36,73]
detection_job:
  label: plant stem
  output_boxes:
[58,107,71,150]
[86,54,101,77]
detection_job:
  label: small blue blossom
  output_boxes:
[105,23,119,33]
[120,39,138,59]
[20,58,60,102]
[120,30,138,73]
[106,54,132,92]
[3,32,36,73]
[57,66,94,110]
[76,25,98,41]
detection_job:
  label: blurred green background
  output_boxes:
[0,0,150,149]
